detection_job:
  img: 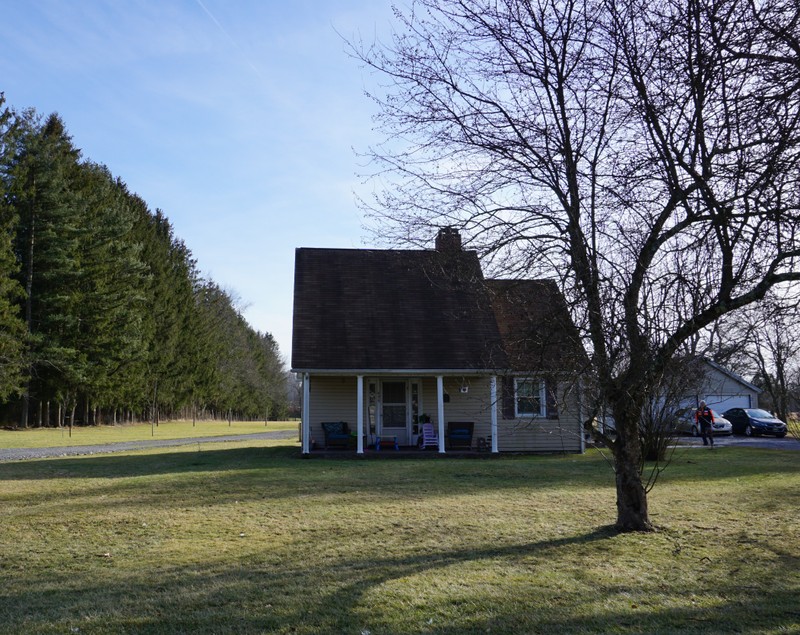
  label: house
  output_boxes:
[682,358,761,413]
[291,228,588,455]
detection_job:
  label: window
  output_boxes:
[515,379,546,418]
[382,381,407,429]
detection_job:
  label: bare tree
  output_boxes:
[353,0,800,530]
[735,294,800,422]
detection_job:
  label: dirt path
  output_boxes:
[0,429,298,462]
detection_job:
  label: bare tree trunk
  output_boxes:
[151,381,158,436]
[612,441,652,531]
[19,182,36,430]
[608,392,654,531]
[20,388,29,429]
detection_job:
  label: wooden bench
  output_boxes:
[374,436,399,451]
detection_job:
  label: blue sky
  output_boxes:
[0,0,396,363]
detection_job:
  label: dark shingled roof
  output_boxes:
[291,247,507,371]
[486,279,588,373]
[291,247,586,373]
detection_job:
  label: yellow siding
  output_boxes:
[420,379,439,425]
[439,376,583,453]
[496,419,582,452]
[498,380,583,452]
[304,374,583,453]
[439,377,491,443]
[307,376,358,444]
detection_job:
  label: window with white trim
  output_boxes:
[515,378,546,418]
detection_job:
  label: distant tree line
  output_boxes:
[0,95,287,427]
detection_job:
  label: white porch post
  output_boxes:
[302,373,311,454]
[490,375,499,453]
[437,375,446,453]
[356,375,365,455]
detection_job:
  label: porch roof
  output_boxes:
[290,368,495,376]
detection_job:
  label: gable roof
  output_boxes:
[291,247,508,372]
[487,279,588,373]
[702,358,762,394]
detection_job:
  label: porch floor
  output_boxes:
[303,445,496,459]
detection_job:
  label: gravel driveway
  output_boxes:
[676,434,800,450]
[2,430,796,462]
[0,429,298,462]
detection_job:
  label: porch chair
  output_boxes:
[321,421,352,449]
[419,422,439,449]
[447,421,474,450]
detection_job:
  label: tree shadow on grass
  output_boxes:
[0,444,614,514]
[0,443,610,496]
[1,528,617,633]
[0,444,300,480]
[2,525,797,634]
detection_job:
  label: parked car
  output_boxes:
[722,408,788,437]
[673,408,733,436]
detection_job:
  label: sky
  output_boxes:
[0,0,397,364]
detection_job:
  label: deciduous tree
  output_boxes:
[355,0,800,530]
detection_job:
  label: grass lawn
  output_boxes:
[0,440,798,634]
[0,420,298,449]
[789,416,799,439]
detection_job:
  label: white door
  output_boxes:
[380,380,408,444]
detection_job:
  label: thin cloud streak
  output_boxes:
[193,0,265,81]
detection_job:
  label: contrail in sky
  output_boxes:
[193,0,265,80]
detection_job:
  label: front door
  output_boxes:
[381,380,408,444]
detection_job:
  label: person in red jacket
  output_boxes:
[695,401,715,447]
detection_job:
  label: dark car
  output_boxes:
[722,408,788,437]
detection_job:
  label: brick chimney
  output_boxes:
[435,227,462,252]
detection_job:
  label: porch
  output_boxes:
[299,374,500,456]
[302,442,497,459]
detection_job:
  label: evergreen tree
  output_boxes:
[131,208,197,420]
[0,95,26,401]
[72,165,149,423]
[6,112,83,426]
[0,101,287,425]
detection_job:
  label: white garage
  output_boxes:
[705,394,753,412]
[682,359,761,412]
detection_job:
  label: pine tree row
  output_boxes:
[0,96,287,427]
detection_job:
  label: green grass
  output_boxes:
[0,419,298,448]
[0,441,798,634]
[788,415,799,440]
